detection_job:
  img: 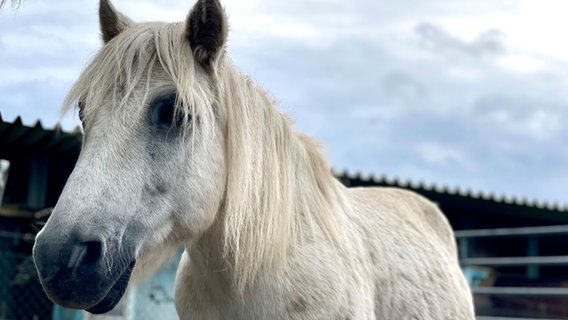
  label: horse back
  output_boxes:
[348,186,456,254]
[347,186,475,319]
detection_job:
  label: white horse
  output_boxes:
[33,0,475,319]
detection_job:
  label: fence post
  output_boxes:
[527,236,539,279]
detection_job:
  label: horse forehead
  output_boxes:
[111,21,181,54]
[116,21,172,42]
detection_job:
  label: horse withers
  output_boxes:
[33,0,475,318]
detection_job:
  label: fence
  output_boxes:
[457,225,568,319]
[0,230,179,320]
[6,224,568,319]
[0,249,52,320]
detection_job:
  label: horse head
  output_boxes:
[33,0,228,313]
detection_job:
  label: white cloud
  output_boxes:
[417,142,475,171]
[474,94,566,141]
[497,54,545,73]
[1,0,568,204]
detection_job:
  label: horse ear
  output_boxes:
[99,0,134,44]
[185,0,228,69]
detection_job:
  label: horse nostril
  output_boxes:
[82,240,105,266]
[67,240,105,269]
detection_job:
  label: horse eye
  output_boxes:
[150,93,186,129]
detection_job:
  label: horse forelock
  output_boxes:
[63,21,216,136]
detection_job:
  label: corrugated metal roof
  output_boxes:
[1,113,564,212]
[0,113,82,153]
[333,170,568,213]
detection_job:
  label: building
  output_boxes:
[1,115,568,319]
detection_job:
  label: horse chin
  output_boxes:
[86,260,136,314]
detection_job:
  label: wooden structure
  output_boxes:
[1,114,568,319]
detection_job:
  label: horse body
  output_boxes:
[33,0,475,318]
[175,186,474,319]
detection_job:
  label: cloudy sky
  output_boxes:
[1,0,567,205]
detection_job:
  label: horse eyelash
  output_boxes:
[78,100,86,123]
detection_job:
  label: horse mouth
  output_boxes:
[86,260,136,314]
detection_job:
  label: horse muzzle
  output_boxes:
[33,226,136,314]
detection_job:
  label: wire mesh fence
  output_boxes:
[0,230,180,320]
[0,250,53,320]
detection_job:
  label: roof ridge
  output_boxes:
[332,169,568,212]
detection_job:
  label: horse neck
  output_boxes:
[191,63,350,290]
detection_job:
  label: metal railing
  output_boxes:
[456,225,568,319]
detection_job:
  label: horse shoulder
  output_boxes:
[348,187,456,252]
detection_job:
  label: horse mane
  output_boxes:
[63,20,350,290]
[64,22,216,133]
[219,65,350,289]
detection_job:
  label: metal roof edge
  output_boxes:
[0,112,80,136]
[0,113,82,152]
[333,169,568,213]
